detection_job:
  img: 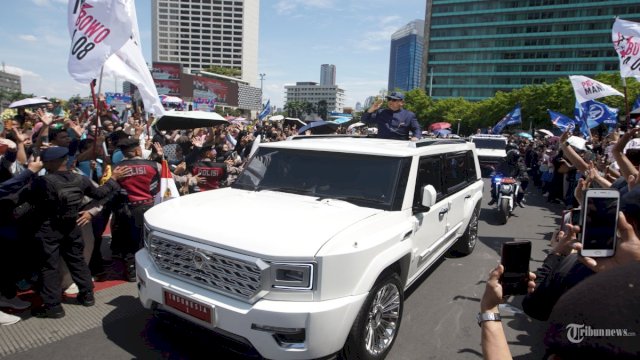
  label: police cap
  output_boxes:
[41,146,69,162]
[117,138,140,152]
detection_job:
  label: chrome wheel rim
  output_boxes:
[365,283,401,355]
[467,210,479,249]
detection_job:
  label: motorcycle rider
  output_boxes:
[488,143,529,207]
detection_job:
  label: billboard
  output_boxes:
[154,79,181,96]
[151,63,182,80]
[193,76,229,105]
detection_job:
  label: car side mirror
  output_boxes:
[413,184,438,213]
[421,185,437,208]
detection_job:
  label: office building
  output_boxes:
[0,68,21,93]
[320,64,336,86]
[285,82,346,113]
[152,0,259,87]
[421,0,640,100]
[388,20,424,92]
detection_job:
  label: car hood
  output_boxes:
[145,188,382,258]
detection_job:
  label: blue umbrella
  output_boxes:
[433,128,451,137]
[298,120,339,135]
[517,132,533,140]
[331,117,352,125]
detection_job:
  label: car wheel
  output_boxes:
[451,204,480,256]
[340,272,404,360]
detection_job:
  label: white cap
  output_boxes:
[566,136,587,151]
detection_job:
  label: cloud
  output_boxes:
[274,0,335,15]
[31,0,66,6]
[18,35,38,42]
[3,65,40,78]
[355,26,399,51]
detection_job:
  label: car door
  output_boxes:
[443,151,477,245]
[407,155,450,283]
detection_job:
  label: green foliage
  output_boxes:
[202,66,241,78]
[402,72,640,135]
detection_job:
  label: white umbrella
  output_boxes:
[347,122,365,131]
[536,129,554,137]
[269,115,285,121]
[9,97,51,108]
[160,95,183,104]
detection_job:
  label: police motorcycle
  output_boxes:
[489,144,526,225]
[491,173,520,225]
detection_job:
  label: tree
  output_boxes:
[202,66,241,78]
[317,100,328,120]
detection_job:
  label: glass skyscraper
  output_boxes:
[421,0,640,100]
[389,20,425,92]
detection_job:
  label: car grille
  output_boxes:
[148,236,263,301]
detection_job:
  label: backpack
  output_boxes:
[47,174,85,221]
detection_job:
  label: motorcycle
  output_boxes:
[492,174,520,224]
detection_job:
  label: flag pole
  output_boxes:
[622,76,631,125]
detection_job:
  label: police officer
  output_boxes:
[111,138,160,282]
[189,142,228,191]
[26,146,124,318]
[489,143,529,207]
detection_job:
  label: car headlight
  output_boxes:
[270,263,314,290]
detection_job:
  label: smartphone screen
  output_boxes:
[580,190,619,257]
[500,240,531,296]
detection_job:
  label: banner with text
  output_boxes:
[67,0,133,84]
[612,18,640,78]
[569,75,624,104]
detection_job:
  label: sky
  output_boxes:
[0,0,425,110]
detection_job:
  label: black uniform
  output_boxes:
[26,171,119,311]
[111,157,159,281]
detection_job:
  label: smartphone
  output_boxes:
[580,188,620,257]
[561,208,581,233]
[499,240,531,296]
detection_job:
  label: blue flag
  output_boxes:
[633,95,640,112]
[258,99,271,121]
[576,100,619,129]
[548,110,575,132]
[492,104,522,134]
[572,100,592,139]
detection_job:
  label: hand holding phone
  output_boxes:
[580,189,620,258]
[499,240,532,296]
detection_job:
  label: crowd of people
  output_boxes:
[478,126,640,358]
[1,91,639,357]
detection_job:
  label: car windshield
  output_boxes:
[232,148,405,210]
[472,138,507,150]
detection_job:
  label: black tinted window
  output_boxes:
[414,156,443,208]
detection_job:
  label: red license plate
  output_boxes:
[163,290,213,323]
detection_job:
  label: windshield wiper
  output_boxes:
[255,186,313,195]
[316,195,383,205]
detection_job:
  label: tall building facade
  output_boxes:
[0,70,21,93]
[320,64,336,86]
[152,0,259,87]
[421,0,640,100]
[285,82,346,113]
[389,20,424,92]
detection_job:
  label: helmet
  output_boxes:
[506,148,520,164]
[505,142,518,152]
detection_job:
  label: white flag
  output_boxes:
[102,0,164,116]
[155,160,180,204]
[569,75,623,104]
[612,18,640,78]
[67,0,132,84]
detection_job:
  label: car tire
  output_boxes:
[450,204,480,256]
[340,272,404,360]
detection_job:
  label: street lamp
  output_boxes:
[259,73,266,97]
[457,118,461,135]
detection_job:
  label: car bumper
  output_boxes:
[136,249,367,360]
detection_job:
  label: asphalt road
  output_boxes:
[2,179,564,360]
